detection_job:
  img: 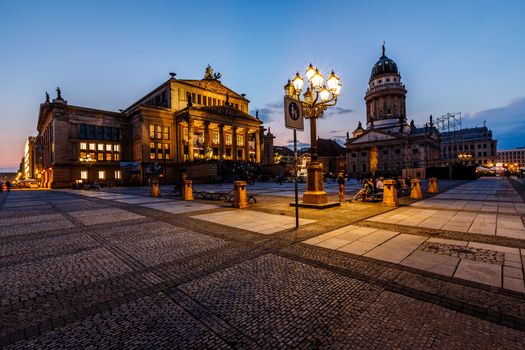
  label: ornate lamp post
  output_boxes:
[284,64,341,205]
[79,154,96,184]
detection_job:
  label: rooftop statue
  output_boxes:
[56,86,63,100]
[45,92,50,103]
[204,64,222,80]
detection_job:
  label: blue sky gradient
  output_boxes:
[1,0,524,170]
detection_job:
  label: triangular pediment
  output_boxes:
[179,80,244,99]
[349,130,399,144]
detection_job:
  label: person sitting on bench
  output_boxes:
[354,178,374,202]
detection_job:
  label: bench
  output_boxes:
[226,193,257,204]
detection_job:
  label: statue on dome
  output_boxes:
[56,87,63,100]
[45,92,50,103]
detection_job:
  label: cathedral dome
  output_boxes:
[370,44,398,79]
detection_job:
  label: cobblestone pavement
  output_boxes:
[1,178,525,349]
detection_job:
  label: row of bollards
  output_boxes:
[152,177,439,209]
[151,179,250,208]
[383,177,438,207]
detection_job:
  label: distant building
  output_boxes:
[315,138,346,175]
[346,45,440,177]
[497,147,525,168]
[23,136,36,180]
[33,67,272,188]
[440,126,497,166]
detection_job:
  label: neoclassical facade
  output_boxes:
[34,67,270,188]
[346,45,440,177]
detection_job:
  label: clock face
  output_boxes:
[288,102,300,121]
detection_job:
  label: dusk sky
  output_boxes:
[1,0,524,171]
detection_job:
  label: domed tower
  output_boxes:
[365,43,408,133]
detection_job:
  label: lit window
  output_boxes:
[97,153,104,161]
[157,143,162,159]
[80,142,87,150]
[106,153,112,161]
[237,135,244,146]
[89,143,96,150]
[114,153,120,161]
[106,144,112,151]
[163,127,169,140]
[80,151,87,158]
[150,142,155,160]
[115,170,121,179]
[157,125,162,139]
[164,144,170,159]
[114,144,120,152]
[97,144,104,151]
[213,132,219,144]
[226,134,232,145]
[98,171,105,179]
[150,125,155,138]
[80,171,88,180]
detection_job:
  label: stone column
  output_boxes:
[255,131,261,163]
[187,119,194,161]
[244,129,249,161]
[204,121,210,151]
[232,127,238,160]
[219,124,225,161]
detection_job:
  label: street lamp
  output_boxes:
[79,154,96,184]
[284,64,342,205]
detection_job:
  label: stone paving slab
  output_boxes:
[368,207,525,239]
[192,210,315,234]
[305,224,525,292]
[142,201,220,214]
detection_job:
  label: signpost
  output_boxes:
[284,96,304,228]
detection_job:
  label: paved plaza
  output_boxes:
[1,178,525,348]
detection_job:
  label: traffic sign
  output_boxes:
[284,96,304,131]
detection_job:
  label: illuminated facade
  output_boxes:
[34,67,269,188]
[37,95,129,188]
[346,45,441,177]
[497,147,525,168]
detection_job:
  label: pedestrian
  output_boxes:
[6,180,11,192]
[376,177,384,192]
[337,172,345,202]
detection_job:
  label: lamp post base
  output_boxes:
[302,161,330,205]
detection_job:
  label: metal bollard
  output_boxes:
[150,180,161,197]
[183,179,194,201]
[410,179,423,199]
[428,177,439,193]
[233,181,249,208]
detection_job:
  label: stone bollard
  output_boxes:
[428,177,439,193]
[410,179,423,199]
[182,179,194,201]
[233,181,249,208]
[382,179,399,207]
[150,180,161,197]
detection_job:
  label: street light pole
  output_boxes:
[284,65,342,205]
